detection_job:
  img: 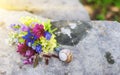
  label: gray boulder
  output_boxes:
[35,0,90,21]
[0,0,90,21]
[0,20,120,75]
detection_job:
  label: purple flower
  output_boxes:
[10,24,21,31]
[23,56,34,64]
[36,44,42,53]
[32,24,45,38]
[45,31,52,40]
[17,43,28,56]
[22,30,37,46]
[21,25,29,31]
[25,50,35,57]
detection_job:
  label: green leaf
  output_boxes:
[115,1,120,8]
[43,20,54,33]
[13,24,21,29]
[51,28,57,33]
[87,0,93,3]
[18,38,25,43]
[96,14,105,20]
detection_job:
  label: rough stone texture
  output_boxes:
[0,0,90,21]
[77,21,120,75]
[0,9,47,25]
[51,20,92,45]
[0,20,120,75]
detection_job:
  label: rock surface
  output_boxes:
[0,20,120,75]
[0,0,90,21]
[51,20,92,45]
[0,9,47,25]
[77,21,120,75]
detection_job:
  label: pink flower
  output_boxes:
[32,24,45,38]
[25,50,35,57]
[23,56,34,64]
[21,25,29,31]
[17,43,28,56]
[17,43,36,65]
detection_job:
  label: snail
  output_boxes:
[59,49,73,63]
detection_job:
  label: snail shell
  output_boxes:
[59,49,73,63]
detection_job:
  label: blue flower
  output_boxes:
[45,31,52,40]
[22,30,37,46]
[36,44,42,53]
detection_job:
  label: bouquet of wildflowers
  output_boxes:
[9,17,59,67]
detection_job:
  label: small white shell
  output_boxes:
[59,49,73,63]
[59,52,67,61]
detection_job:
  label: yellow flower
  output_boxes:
[40,34,57,54]
[9,31,27,44]
[19,16,41,26]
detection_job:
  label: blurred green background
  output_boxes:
[80,0,120,22]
